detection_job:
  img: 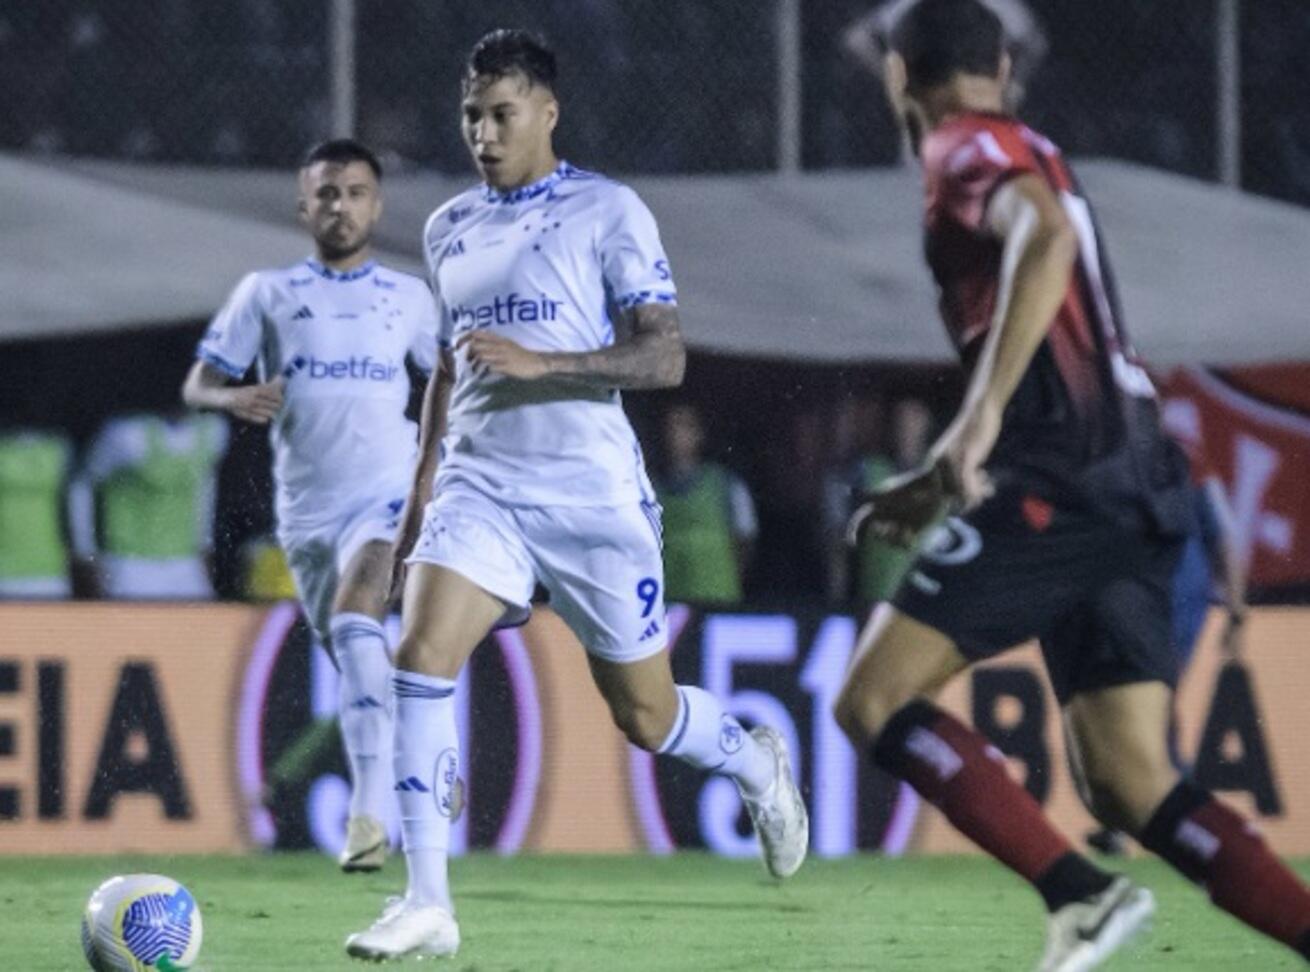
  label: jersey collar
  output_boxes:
[305,258,376,282]
[480,160,575,205]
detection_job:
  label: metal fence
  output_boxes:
[2,0,1307,203]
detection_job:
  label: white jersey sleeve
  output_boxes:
[599,186,678,311]
[198,272,266,378]
[422,207,459,352]
[408,281,441,375]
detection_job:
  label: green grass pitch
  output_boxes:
[6,853,1306,970]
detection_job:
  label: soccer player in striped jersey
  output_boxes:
[344,30,807,962]
[183,139,439,874]
[832,1,1310,969]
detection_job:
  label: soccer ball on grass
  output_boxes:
[81,874,203,971]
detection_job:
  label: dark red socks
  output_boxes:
[1140,781,1310,958]
[872,700,1111,910]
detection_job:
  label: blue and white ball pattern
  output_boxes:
[82,875,203,971]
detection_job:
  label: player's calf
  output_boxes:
[872,700,1121,914]
[608,691,680,753]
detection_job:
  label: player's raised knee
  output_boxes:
[832,682,895,749]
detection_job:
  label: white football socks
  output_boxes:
[330,612,393,822]
[658,685,775,797]
[392,669,457,912]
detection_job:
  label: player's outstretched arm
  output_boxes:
[181,360,284,425]
[931,173,1077,507]
[458,303,686,390]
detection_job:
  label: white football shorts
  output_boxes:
[407,483,668,663]
[281,491,407,640]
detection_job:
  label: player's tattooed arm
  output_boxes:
[548,302,686,389]
[457,303,686,390]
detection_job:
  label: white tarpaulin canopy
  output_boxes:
[3,152,1308,365]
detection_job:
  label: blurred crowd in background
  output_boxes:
[0,386,943,609]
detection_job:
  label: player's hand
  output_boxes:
[224,379,285,424]
[929,401,1002,511]
[846,459,958,549]
[457,331,550,380]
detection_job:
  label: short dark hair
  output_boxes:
[300,138,382,181]
[889,0,1004,91]
[464,29,557,95]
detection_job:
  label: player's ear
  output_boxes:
[544,95,559,135]
[997,50,1012,91]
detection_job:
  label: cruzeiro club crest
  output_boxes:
[719,715,744,755]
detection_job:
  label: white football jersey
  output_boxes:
[423,161,677,508]
[197,259,439,531]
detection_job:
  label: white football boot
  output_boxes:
[345,896,460,961]
[339,815,388,873]
[1036,875,1155,972]
[739,726,809,878]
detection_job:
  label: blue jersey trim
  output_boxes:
[480,160,593,205]
[616,291,678,310]
[392,674,455,700]
[196,348,248,378]
[305,258,377,282]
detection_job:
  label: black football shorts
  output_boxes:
[892,482,1184,704]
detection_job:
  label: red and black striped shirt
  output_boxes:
[919,112,1188,528]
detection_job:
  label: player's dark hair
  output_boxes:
[889,0,1004,91]
[300,138,382,181]
[464,29,557,95]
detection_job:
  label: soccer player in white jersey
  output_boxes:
[344,30,809,961]
[182,139,439,874]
